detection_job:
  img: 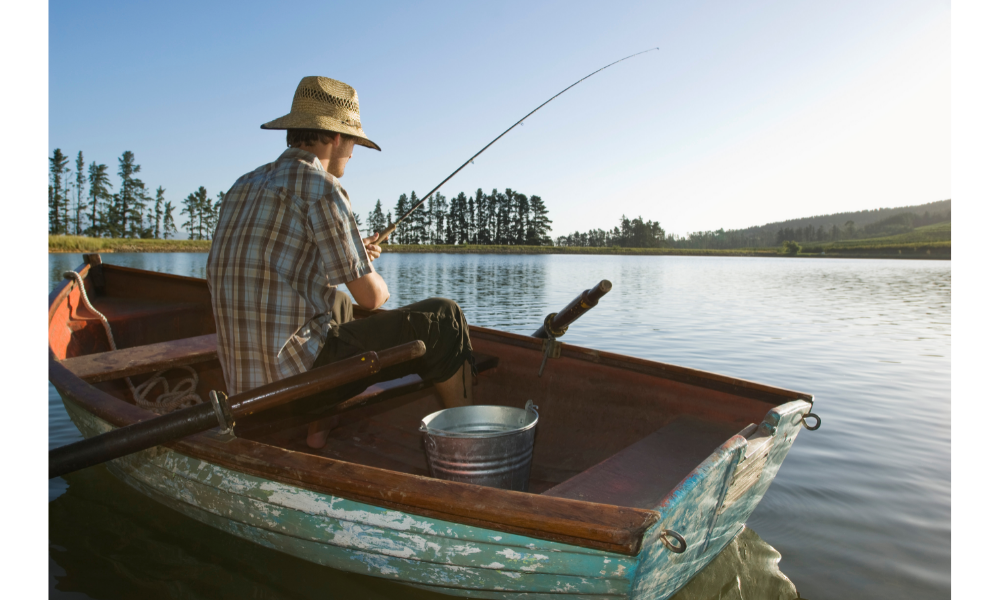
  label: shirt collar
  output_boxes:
[278,147,325,171]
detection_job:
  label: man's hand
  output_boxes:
[362,234,382,261]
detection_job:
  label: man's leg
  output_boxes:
[306,297,474,448]
[434,359,473,408]
[305,291,353,448]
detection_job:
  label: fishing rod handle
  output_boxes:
[373,223,396,247]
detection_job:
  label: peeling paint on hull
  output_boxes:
[60,395,807,599]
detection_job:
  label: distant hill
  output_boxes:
[556,199,951,250]
[740,199,951,236]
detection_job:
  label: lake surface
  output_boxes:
[48,252,951,600]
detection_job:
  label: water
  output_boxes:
[48,252,951,599]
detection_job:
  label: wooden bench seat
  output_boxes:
[540,416,743,509]
[58,334,218,383]
[59,333,500,392]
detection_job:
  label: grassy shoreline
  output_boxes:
[49,235,950,259]
[49,236,213,253]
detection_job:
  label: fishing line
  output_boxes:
[373,47,659,245]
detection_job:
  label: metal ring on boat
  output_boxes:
[802,412,821,431]
[209,390,235,435]
[659,529,686,553]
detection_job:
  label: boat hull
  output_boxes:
[60,391,808,599]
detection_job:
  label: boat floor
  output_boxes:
[253,387,746,504]
[254,389,572,494]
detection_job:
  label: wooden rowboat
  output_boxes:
[49,254,816,599]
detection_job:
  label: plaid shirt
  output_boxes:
[206,147,372,395]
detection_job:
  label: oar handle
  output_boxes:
[373,223,396,246]
[229,340,425,416]
[531,280,612,338]
[49,340,426,479]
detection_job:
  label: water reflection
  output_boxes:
[50,467,798,599]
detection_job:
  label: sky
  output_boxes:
[46,0,951,239]
[12,3,1000,596]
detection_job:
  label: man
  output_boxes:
[207,76,474,449]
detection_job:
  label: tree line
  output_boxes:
[49,148,222,240]
[365,188,553,246]
[557,209,951,249]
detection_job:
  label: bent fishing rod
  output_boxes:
[372,47,659,246]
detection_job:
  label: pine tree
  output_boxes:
[446,196,459,244]
[385,210,394,243]
[153,187,166,239]
[433,192,447,245]
[49,149,70,234]
[367,199,386,237]
[181,186,210,240]
[425,192,437,243]
[73,151,85,235]
[200,190,222,238]
[457,192,470,244]
[113,151,143,238]
[475,188,488,244]
[393,194,409,243]
[62,171,73,234]
[409,191,427,244]
[352,211,363,233]
[528,195,552,245]
[127,180,151,238]
[490,189,504,244]
[86,162,112,237]
[513,191,529,245]
[163,201,178,238]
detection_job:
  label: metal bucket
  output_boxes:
[420,401,539,491]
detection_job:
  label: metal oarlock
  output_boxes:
[208,390,236,442]
[537,337,563,377]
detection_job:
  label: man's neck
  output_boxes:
[292,144,332,173]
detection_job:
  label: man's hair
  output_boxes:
[286,129,358,148]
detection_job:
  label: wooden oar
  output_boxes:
[49,340,426,479]
[532,280,612,339]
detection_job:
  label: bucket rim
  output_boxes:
[419,403,539,439]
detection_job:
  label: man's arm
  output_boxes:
[346,234,388,310]
[346,270,390,311]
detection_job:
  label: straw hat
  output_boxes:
[261,76,381,151]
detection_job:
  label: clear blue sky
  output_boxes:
[47,0,950,238]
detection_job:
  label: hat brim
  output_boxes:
[261,113,381,151]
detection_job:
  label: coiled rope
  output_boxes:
[62,270,204,414]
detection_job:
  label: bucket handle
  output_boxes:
[519,400,538,426]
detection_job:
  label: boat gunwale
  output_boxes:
[48,259,810,557]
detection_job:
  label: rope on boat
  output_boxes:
[62,270,204,414]
[133,365,204,414]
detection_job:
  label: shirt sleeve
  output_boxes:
[306,181,373,284]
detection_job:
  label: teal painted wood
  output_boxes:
[630,400,812,600]
[59,393,810,599]
[61,396,638,598]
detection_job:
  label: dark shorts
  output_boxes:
[308,293,474,401]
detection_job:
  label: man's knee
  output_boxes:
[430,297,461,318]
[404,297,463,320]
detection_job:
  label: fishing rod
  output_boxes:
[372,47,659,246]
